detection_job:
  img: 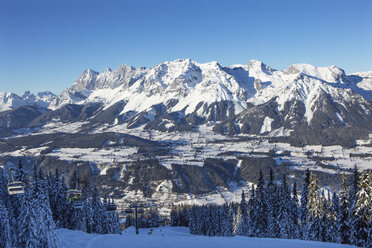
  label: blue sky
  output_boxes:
[1,0,371,95]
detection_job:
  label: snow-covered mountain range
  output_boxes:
[2,59,371,138]
[49,59,372,123]
[0,59,371,205]
[0,91,56,111]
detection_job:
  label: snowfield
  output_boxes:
[57,226,357,248]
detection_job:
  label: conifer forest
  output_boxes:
[170,168,372,248]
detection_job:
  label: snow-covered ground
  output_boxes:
[4,124,372,172]
[56,226,357,248]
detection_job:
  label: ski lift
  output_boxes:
[7,169,25,195]
[8,181,25,195]
[66,189,83,209]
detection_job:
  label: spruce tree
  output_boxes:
[17,188,40,248]
[350,170,371,247]
[299,168,310,239]
[278,175,292,239]
[290,182,300,239]
[247,185,257,237]
[319,191,329,242]
[256,170,267,237]
[220,203,233,237]
[0,186,11,248]
[235,190,249,236]
[306,173,321,241]
[327,192,339,243]
[91,187,104,234]
[266,169,279,238]
[338,173,350,244]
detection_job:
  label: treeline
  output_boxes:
[171,168,372,247]
[0,161,121,248]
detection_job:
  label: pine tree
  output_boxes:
[0,184,11,248]
[14,160,27,183]
[91,187,104,234]
[170,206,178,226]
[38,169,58,248]
[70,170,79,189]
[350,170,371,247]
[85,199,94,233]
[319,191,329,242]
[109,210,122,234]
[299,168,310,239]
[70,207,87,232]
[235,190,249,236]
[247,185,257,237]
[29,165,58,248]
[306,173,321,241]
[278,175,292,239]
[220,203,233,237]
[338,173,350,244]
[327,192,339,243]
[255,170,267,237]
[189,205,197,234]
[290,182,300,239]
[17,188,40,248]
[266,169,279,238]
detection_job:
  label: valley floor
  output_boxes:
[56,226,357,248]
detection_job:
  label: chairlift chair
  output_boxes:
[7,181,25,195]
[7,168,25,195]
[67,189,83,209]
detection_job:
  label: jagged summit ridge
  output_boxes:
[1,59,371,140]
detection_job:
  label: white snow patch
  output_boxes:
[260,116,274,133]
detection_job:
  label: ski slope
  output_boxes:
[57,226,357,248]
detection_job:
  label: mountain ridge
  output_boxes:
[0,59,371,145]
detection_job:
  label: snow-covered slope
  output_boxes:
[57,226,357,248]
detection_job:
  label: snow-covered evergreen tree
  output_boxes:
[327,192,339,243]
[91,187,105,234]
[235,190,249,236]
[17,188,40,248]
[338,173,350,244]
[70,207,87,232]
[109,210,122,234]
[247,185,257,237]
[0,169,11,248]
[319,191,329,242]
[278,174,292,239]
[255,170,267,237]
[290,182,300,239]
[266,169,279,238]
[299,168,310,239]
[350,170,371,247]
[220,203,233,237]
[306,173,321,241]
